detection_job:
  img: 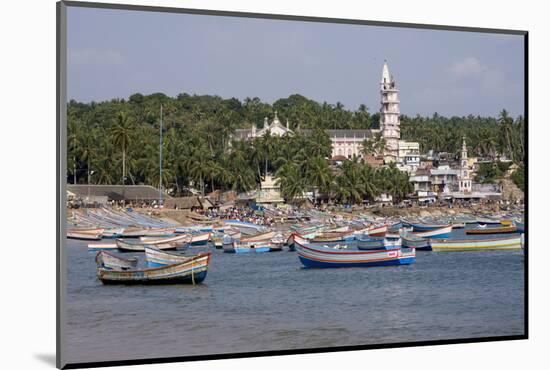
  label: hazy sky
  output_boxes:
[67,6,525,117]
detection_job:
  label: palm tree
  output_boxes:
[67,118,82,184]
[334,160,364,204]
[362,133,386,158]
[275,162,305,204]
[110,112,135,203]
[498,109,514,161]
[306,156,332,204]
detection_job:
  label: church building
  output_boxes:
[233,61,420,166]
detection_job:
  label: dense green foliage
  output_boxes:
[401,111,524,161]
[511,165,525,192]
[67,92,525,203]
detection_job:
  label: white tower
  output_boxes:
[458,137,472,192]
[380,61,400,162]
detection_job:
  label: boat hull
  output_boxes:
[430,236,522,251]
[465,226,518,235]
[411,226,452,239]
[98,253,211,284]
[295,240,415,269]
[298,255,415,268]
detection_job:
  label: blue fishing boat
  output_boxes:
[294,236,415,268]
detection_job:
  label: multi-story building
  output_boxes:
[233,61,419,165]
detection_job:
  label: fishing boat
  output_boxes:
[475,217,502,225]
[367,224,388,237]
[240,230,277,244]
[294,237,415,268]
[411,225,452,239]
[116,238,179,252]
[97,252,211,284]
[88,243,118,251]
[101,228,125,238]
[430,235,522,251]
[223,220,267,235]
[409,222,450,232]
[67,231,102,240]
[515,220,525,233]
[175,225,213,234]
[401,234,431,251]
[269,234,285,251]
[312,231,354,243]
[465,225,517,235]
[95,251,138,270]
[120,227,150,238]
[188,232,211,246]
[356,235,385,250]
[223,241,270,253]
[119,227,174,238]
[451,222,465,229]
[139,233,193,244]
[144,245,208,267]
[384,237,402,249]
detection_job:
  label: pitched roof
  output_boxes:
[67,185,168,201]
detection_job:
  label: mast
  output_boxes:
[159,104,163,204]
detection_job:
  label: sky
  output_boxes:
[67,6,525,118]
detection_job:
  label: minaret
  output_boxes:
[380,60,400,162]
[458,136,472,192]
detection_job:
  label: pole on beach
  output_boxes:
[159,104,163,205]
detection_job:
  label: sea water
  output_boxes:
[64,231,525,363]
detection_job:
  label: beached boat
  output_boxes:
[295,237,415,268]
[188,232,211,246]
[144,245,208,267]
[138,233,193,247]
[465,225,517,235]
[67,231,102,240]
[401,234,431,251]
[223,241,271,253]
[116,238,179,252]
[68,227,105,235]
[119,227,175,238]
[411,225,452,239]
[430,235,522,251]
[451,222,465,229]
[97,252,211,284]
[312,231,354,243]
[367,224,388,237]
[269,234,285,252]
[356,235,385,250]
[409,222,450,232]
[88,243,118,251]
[223,220,267,235]
[101,227,125,238]
[475,217,502,225]
[241,230,277,244]
[95,251,138,270]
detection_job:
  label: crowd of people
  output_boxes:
[205,207,275,226]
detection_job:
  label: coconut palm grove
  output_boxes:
[67,89,524,205]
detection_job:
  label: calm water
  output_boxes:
[64,231,525,363]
